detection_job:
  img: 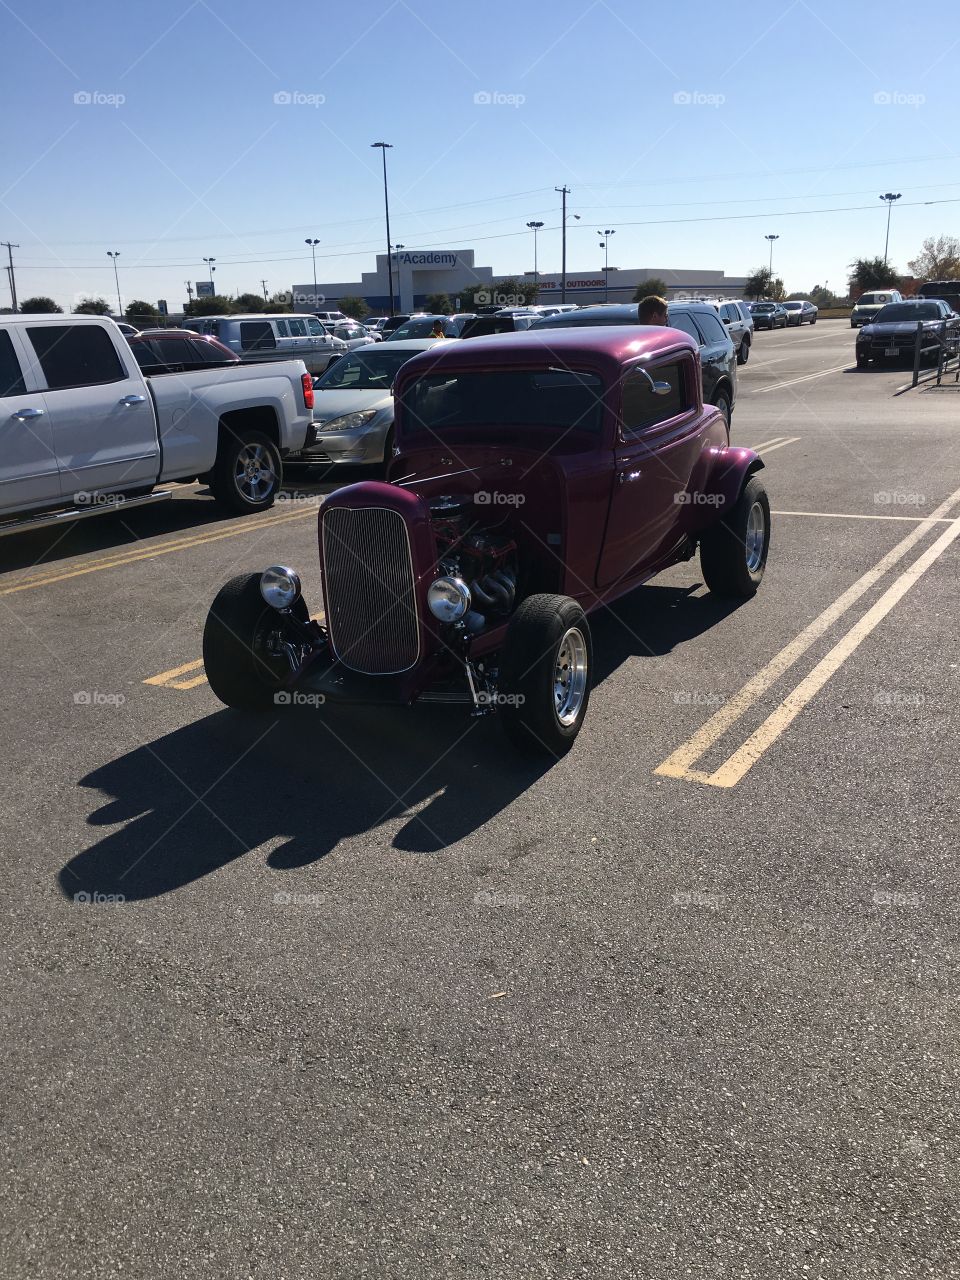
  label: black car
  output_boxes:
[531,301,737,425]
[855,300,960,367]
[749,302,787,330]
[383,314,459,341]
[126,329,240,371]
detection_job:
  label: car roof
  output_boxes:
[349,337,450,352]
[394,326,697,382]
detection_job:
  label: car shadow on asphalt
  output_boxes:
[57,582,743,901]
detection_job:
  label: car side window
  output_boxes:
[28,324,127,389]
[239,321,276,351]
[275,320,289,337]
[621,362,687,433]
[306,318,324,336]
[696,311,729,343]
[667,312,702,345]
[0,330,28,395]
[287,319,307,337]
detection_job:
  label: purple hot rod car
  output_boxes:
[202,326,770,755]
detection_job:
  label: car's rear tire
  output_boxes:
[699,475,770,598]
[499,594,592,757]
[713,390,732,428]
[203,573,308,711]
[209,429,281,515]
[737,335,750,365]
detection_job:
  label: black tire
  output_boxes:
[202,573,308,711]
[209,428,281,515]
[737,335,750,366]
[699,475,770,599]
[499,595,592,757]
[810,317,817,324]
[713,389,732,429]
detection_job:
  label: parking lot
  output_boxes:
[3,318,958,1277]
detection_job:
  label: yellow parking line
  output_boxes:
[169,673,209,690]
[655,483,960,784]
[706,515,960,786]
[1,506,317,597]
[143,612,325,693]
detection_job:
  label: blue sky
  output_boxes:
[2,0,955,311]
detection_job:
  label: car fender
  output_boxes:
[702,445,764,513]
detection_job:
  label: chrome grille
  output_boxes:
[322,506,420,674]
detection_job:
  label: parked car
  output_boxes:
[715,300,753,364]
[182,313,345,375]
[380,314,411,336]
[531,301,737,426]
[0,315,313,533]
[127,329,240,371]
[748,302,787,330]
[285,339,445,474]
[331,320,378,352]
[202,326,769,756]
[850,289,902,328]
[364,316,388,331]
[115,321,139,337]
[782,301,818,326]
[447,313,477,336]
[460,314,537,338]
[917,281,960,314]
[312,310,348,324]
[383,315,460,340]
[855,300,960,367]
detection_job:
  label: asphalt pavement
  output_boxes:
[2,319,959,1279]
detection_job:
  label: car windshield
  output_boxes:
[401,368,604,435]
[386,318,450,339]
[783,302,802,310]
[315,348,417,390]
[751,304,774,312]
[872,303,942,323]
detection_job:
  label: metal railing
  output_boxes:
[911,321,960,388]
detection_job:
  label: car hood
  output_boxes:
[861,321,935,336]
[312,389,393,421]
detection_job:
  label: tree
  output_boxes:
[183,294,235,317]
[632,278,668,302]
[460,277,539,310]
[768,277,786,302]
[262,291,291,314]
[339,295,370,320]
[19,296,62,313]
[74,296,111,315]
[234,292,267,312]
[848,257,900,296]
[125,299,159,323]
[425,293,452,315]
[743,267,773,300]
[907,235,960,281]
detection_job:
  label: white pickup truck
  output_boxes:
[0,315,314,535]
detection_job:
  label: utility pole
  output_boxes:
[184,280,194,304]
[555,186,571,303]
[261,279,268,301]
[2,242,20,311]
[372,142,395,315]
[598,229,615,302]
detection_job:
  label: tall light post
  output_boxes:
[203,256,216,289]
[106,251,121,316]
[598,228,615,302]
[555,186,572,302]
[879,193,901,266]
[393,244,405,311]
[526,220,544,283]
[765,234,779,276]
[371,142,395,315]
[305,238,320,306]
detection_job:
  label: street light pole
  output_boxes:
[765,234,779,276]
[598,229,615,302]
[203,257,216,289]
[526,220,544,283]
[393,244,405,311]
[305,238,320,308]
[555,186,571,303]
[106,251,122,316]
[371,142,395,315]
[879,193,902,266]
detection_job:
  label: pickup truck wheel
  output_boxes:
[203,573,308,711]
[210,430,281,514]
[499,594,592,757]
[699,475,770,598]
[737,336,750,365]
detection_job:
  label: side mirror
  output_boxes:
[722,316,732,325]
[651,380,672,396]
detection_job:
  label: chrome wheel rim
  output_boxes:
[745,501,766,572]
[236,444,276,502]
[554,627,588,726]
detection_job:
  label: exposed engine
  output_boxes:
[428,494,518,631]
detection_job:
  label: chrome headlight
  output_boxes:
[260,565,301,610]
[427,575,471,623]
[318,410,378,433]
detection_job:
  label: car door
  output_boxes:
[0,326,61,513]
[597,355,701,587]
[21,321,159,498]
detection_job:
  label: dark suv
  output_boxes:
[531,301,737,425]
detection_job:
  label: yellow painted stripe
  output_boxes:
[654,483,960,780]
[144,659,205,686]
[706,515,960,787]
[1,507,316,597]
[168,673,209,690]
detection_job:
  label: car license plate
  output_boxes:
[884,347,898,356]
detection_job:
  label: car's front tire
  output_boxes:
[203,573,308,711]
[499,594,592,756]
[209,429,281,515]
[699,475,770,598]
